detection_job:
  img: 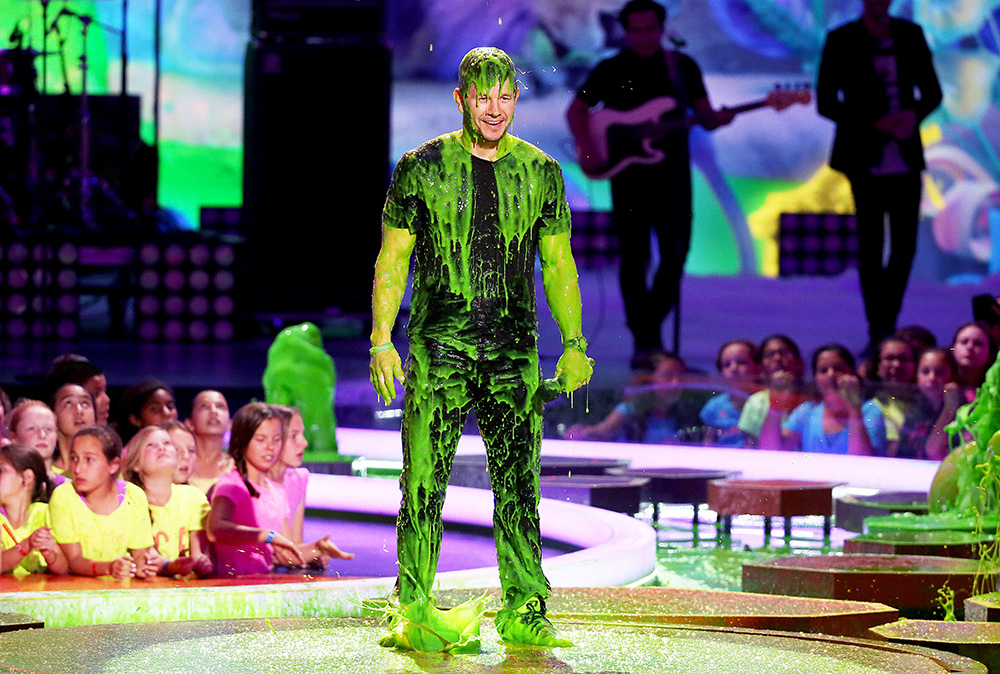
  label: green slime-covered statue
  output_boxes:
[369,47,593,652]
[263,322,339,456]
[928,353,1000,519]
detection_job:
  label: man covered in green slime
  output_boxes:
[369,47,592,652]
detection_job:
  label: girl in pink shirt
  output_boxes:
[207,403,304,575]
[268,405,353,569]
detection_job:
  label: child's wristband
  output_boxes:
[161,559,170,573]
[17,542,28,556]
[264,530,276,544]
[92,561,100,576]
[369,342,393,356]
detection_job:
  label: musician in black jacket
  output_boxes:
[566,0,731,370]
[817,0,941,352]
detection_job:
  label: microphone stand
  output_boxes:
[51,9,122,230]
[39,0,50,93]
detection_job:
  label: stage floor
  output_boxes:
[0,611,982,673]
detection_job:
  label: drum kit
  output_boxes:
[1,0,150,235]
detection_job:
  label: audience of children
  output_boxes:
[7,400,64,486]
[158,420,197,485]
[699,340,761,448]
[186,390,234,494]
[122,426,213,577]
[896,348,962,460]
[2,311,997,582]
[46,355,111,426]
[564,352,709,443]
[952,322,997,403]
[0,387,12,443]
[781,344,887,456]
[868,337,919,446]
[49,425,158,579]
[739,335,810,449]
[49,383,97,475]
[0,444,67,574]
[115,379,179,444]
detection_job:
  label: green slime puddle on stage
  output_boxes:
[89,619,937,674]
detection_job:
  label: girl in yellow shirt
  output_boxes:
[123,426,213,577]
[0,444,67,574]
[50,426,157,579]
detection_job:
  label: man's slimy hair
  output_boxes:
[457,47,517,99]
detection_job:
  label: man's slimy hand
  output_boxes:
[555,350,593,392]
[370,348,405,405]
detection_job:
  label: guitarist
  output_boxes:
[566,0,732,370]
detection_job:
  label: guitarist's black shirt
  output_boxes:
[576,48,708,214]
[577,48,707,116]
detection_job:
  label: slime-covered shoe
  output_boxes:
[495,597,573,648]
[378,594,487,653]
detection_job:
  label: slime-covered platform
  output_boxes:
[0,614,985,673]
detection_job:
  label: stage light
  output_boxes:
[189,269,210,291]
[213,295,234,316]
[164,269,186,292]
[163,319,185,341]
[138,319,160,341]
[31,269,52,288]
[57,243,79,266]
[8,268,28,289]
[56,294,78,315]
[138,295,159,316]
[190,244,211,266]
[6,318,27,339]
[31,244,51,264]
[57,269,76,289]
[164,244,186,266]
[213,320,235,341]
[139,243,160,266]
[131,237,243,342]
[188,320,210,341]
[139,269,159,290]
[55,318,77,340]
[214,270,235,291]
[7,243,28,264]
[189,295,210,316]
[214,244,236,267]
[30,319,50,339]
[7,294,27,315]
[163,295,186,317]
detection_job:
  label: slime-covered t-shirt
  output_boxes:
[382,131,571,347]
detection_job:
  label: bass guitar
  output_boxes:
[582,87,811,180]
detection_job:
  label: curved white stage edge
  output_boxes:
[341,428,940,493]
[308,474,658,590]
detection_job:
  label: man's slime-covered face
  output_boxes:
[453,47,519,146]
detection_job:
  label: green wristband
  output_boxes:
[369,342,394,356]
[563,336,588,353]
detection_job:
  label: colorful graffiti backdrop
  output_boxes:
[5,0,998,276]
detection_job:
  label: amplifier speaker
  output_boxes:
[243,40,389,314]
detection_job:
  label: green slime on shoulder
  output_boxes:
[262,322,339,457]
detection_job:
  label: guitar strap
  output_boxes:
[663,49,689,112]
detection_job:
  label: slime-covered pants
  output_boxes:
[397,338,549,610]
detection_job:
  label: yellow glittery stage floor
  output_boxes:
[0,588,983,673]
